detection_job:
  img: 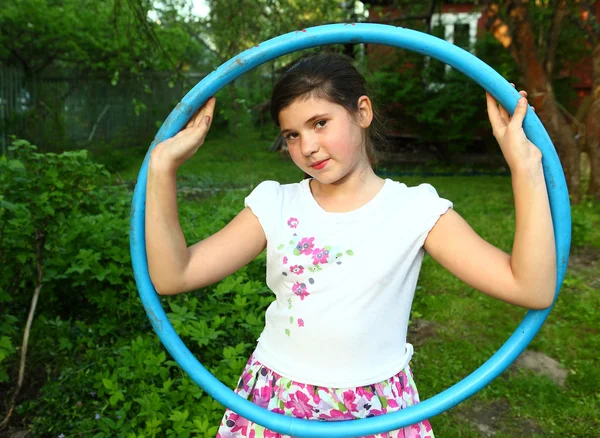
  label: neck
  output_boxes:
[309,166,384,212]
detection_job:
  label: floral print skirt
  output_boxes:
[216,353,434,438]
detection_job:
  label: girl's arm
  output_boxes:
[424,91,556,310]
[145,98,267,295]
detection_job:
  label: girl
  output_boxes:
[145,53,556,437]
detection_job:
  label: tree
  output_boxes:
[367,0,599,202]
[0,0,208,79]
[484,0,600,202]
[579,2,600,199]
[202,0,349,133]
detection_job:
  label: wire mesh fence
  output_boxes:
[0,66,206,154]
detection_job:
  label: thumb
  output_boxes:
[510,97,528,128]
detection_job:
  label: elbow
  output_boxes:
[154,285,172,296]
[149,274,180,296]
[523,283,556,310]
[525,296,554,310]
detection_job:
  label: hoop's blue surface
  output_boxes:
[130,23,571,437]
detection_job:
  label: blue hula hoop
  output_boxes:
[130,23,571,437]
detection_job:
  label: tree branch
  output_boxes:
[545,0,567,77]
[0,229,45,429]
[483,2,521,64]
[7,48,30,73]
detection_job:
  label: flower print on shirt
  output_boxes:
[295,237,315,256]
[289,264,304,275]
[311,247,330,265]
[275,216,355,337]
[292,282,309,301]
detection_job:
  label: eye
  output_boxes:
[285,132,298,141]
[315,120,327,129]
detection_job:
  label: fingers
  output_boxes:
[509,96,528,128]
[507,83,529,128]
[203,97,216,128]
[185,97,216,129]
[486,84,531,135]
[485,91,505,130]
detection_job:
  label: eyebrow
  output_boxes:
[280,113,331,136]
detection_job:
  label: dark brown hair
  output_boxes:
[270,52,388,166]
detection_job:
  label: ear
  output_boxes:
[357,95,373,128]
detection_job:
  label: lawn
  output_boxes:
[136,132,600,436]
[8,131,598,437]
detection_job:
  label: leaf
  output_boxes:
[59,337,73,350]
[346,250,354,256]
[102,378,113,390]
[169,409,189,422]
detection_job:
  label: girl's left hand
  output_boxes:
[485,88,542,172]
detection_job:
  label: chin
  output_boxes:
[313,174,345,186]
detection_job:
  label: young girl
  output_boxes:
[145,53,556,438]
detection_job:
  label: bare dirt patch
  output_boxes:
[514,350,568,387]
[568,247,600,288]
[458,399,545,437]
[408,319,437,347]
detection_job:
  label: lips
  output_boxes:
[310,159,329,170]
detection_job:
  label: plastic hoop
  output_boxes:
[130,23,571,437]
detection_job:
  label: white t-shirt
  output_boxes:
[244,178,452,388]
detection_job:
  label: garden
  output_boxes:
[1,1,600,437]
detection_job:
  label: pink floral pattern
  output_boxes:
[282,256,288,265]
[297,318,304,327]
[217,353,435,438]
[296,237,315,255]
[287,217,299,228]
[291,282,309,301]
[289,265,304,275]
[311,247,329,265]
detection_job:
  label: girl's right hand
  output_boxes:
[152,97,216,170]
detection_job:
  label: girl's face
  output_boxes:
[278,95,373,186]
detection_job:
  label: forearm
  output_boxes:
[145,147,189,295]
[510,159,557,308]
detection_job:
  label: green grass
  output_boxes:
[119,133,600,437]
[119,129,303,187]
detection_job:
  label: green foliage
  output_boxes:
[14,191,272,434]
[0,138,143,410]
[0,315,18,383]
[0,143,272,432]
[12,168,598,436]
[0,138,109,299]
[366,50,487,152]
[202,0,347,136]
[0,0,208,77]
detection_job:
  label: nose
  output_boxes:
[300,133,319,157]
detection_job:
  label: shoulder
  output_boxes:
[384,180,453,222]
[244,180,306,234]
[246,180,304,202]
[385,180,445,203]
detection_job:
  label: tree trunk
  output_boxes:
[585,40,600,199]
[507,1,581,202]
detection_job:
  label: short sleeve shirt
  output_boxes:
[244,178,452,387]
